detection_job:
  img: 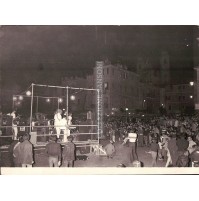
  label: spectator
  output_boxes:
[19,134,34,167]
[46,135,62,167]
[62,135,76,167]
[148,138,159,167]
[104,140,115,159]
[9,136,23,167]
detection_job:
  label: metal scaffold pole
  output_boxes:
[30,83,34,132]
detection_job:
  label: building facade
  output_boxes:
[165,84,194,114]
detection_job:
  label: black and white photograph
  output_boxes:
[1,25,199,174]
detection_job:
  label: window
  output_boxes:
[104,82,109,90]
[112,68,114,75]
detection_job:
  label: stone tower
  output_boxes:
[160,51,170,86]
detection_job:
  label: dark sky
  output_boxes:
[0,25,197,89]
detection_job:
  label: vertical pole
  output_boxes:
[66,86,69,120]
[12,95,14,110]
[36,96,38,113]
[97,89,100,146]
[57,98,59,109]
[30,83,34,133]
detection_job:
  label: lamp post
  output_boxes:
[125,107,128,122]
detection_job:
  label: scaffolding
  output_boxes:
[1,83,102,155]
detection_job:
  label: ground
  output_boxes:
[1,140,166,167]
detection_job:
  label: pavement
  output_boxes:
[1,140,166,167]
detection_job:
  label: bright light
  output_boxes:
[19,95,23,100]
[190,95,193,99]
[26,91,31,96]
[129,112,131,115]
[125,108,128,111]
[13,96,17,101]
[111,112,114,115]
[190,81,194,86]
[46,98,50,103]
[58,98,63,103]
[17,101,21,105]
[144,100,146,102]
[70,95,76,101]
[161,104,164,106]
[142,115,145,117]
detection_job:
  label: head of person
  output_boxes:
[23,133,30,141]
[117,163,126,168]
[49,135,57,142]
[67,135,73,142]
[110,140,114,144]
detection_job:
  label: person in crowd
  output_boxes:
[167,134,178,167]
[137,126,144,147]
[187,136,197,154]
[62,135,76,167]
[46,135,62,167]
[18,133,34,167]
[143,126,149,146]
[8,136,23,167]
[126,129,138,163]
[146,137,159,167]
[189,145,199,167]
[176,133,189,157]
[104,140,116,159]
[109,127,116,142]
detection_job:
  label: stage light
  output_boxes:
[19,95,23,100]
[46,98,50,103]
[70,95,75,101]
[17,101,21,105]
[26,91,31,96]
[58,98,63,103]
[13,96,17,101]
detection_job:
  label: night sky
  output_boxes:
[0,25,197,99]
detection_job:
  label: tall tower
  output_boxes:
[160,51,170,86]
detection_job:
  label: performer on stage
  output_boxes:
[62,113,73,143]
[54,109,62,139]
[60,115,68,142]
[7,110,18,140]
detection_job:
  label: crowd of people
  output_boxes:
[3,108,199,167]
[103,114,199,167]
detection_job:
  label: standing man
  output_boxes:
[54,109,62,139]
[45,135,62,167]
[19,134,34,167]
[127,129,138,163]
[62,135,75,167]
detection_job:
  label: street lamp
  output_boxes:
[26,90,31,96]
[70,95,76,101]
[125,108,128,122]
